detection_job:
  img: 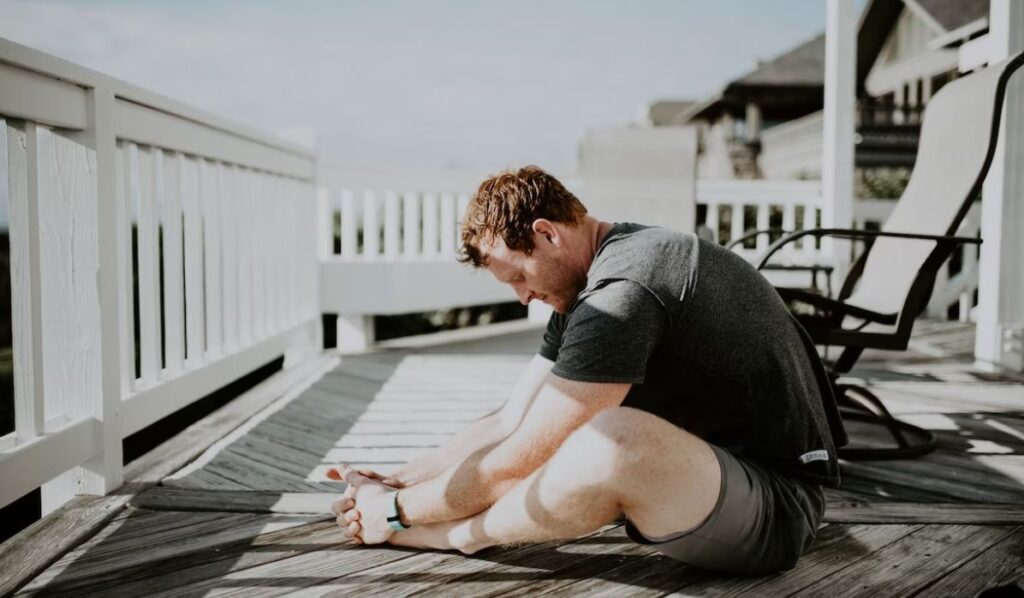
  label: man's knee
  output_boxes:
[558,407,680,475]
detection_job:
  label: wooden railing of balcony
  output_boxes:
[0,38,321,513]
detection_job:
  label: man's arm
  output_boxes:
[393,374,630,525]
[387,354,555,487]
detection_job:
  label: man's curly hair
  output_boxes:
[458,166,587,267]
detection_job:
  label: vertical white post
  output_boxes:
[85,88,125,497]
[363,190,380,259]
[181,155,205,365]
[823,0,856,272]
[755,204,770,252]
[202,160,223,356]
[134,145,162,385]
[384,191,401,259]
[781,203,796,257]
[159,150,185,375]
[6,123,46,443]
[403,191,420,258]
[317,186,332,259]
[42,89,126,510]
[440,193,457,257]
[729,204,743,247]
[237,169,253,347]
[341,189,357,259]
[337,314,374,353]
[976,0,1024,372]
[221,165,239,350]
[116,143,135,392]
[422,191,439,257]
[705,202,719,245]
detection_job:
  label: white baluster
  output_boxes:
[403,191,421,258]
[203,160,223,355]
[363,190,380,259]
[441,193,457,257]
[181,154,205,365]
[423,192,439,258]
[755,203,770,252]
[135,145,162,385]
[341,189,357,259]
[384,190,400,259]
[705,201,720,244]
[159,149,185,375]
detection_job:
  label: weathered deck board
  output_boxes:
[791,525,1016,597]
[916,526,1024,597]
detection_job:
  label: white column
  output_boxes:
[975,0,1024,372]
[822,0,856,272]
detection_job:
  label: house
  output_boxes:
[653,0,991,193]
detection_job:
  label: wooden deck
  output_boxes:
[7,321,1024,596]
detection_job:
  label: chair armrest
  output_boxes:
[756,228,982,269]
[724,228,787,250]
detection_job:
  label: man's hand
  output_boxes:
[327,464,400,545]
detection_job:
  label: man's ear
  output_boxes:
[532,219,559,246]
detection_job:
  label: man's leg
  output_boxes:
[390,406,721,553]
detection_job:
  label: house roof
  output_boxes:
[664,0,991,125]
[913,0,989,32]
[730,34,825,88]
[676,34,825,122]
[647,100,698,126]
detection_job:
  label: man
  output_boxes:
[330,165,845,574]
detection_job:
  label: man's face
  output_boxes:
[481,227,586,314]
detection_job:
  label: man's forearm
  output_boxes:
[391,412,508,486]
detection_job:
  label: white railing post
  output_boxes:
[422,191,439,258]
[363,190,380,259]
[317,186,333,259]
[403,191,421,258]
[41,88,125,511]
[755,203,770,252]
[976,0,1024,371]
[86,87,126,497]
[440,193,457,258]
[705,202,719,244]
[202,159,224,356]
[5,122,46,444]
[822,0,856,275]
[159,149,185,375]
[384,190,401,259]
[341,189,357,259]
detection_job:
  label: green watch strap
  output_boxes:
[386,490,410,531]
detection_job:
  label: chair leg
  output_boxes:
[835,383,938,460]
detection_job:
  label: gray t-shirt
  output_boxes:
[539,223,846,486]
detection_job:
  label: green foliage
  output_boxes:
[856,167,911,199]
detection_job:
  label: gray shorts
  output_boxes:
[625,444,825,575]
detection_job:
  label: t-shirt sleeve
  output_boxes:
[550,280,667,384]
[538,310,565,362]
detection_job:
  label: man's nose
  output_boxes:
[512,283,533,305]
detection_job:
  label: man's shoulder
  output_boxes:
[588,224,699,302]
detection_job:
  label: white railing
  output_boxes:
[318,187,514,351]
[0,38,321,513]
[696,179,826,264]
[696,179,980,319]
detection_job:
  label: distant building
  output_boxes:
[651,0,990,191]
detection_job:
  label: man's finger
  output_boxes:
[343,485,357,499]
[344,509,360,524]
[347,521,361,538]
[330,498,354,515]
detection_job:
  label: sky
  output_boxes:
[0,0,826,184]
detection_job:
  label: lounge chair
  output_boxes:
[750,52,1024,459]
